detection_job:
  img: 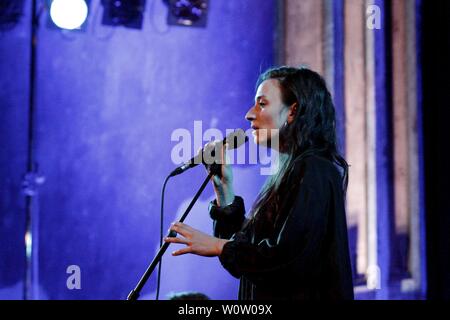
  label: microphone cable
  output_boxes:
[156,173,171,300]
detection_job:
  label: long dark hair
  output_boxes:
[250,66,348,232]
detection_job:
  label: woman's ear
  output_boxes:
[287,103,298,124]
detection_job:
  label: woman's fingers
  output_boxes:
[167,222,195,256]
[203,140,227,164]
[220,142,228,166]
[164,236,189,245]
[214,140,227,165]
[165,221,224,257]
[172,221,191,231]
[166,223,192,256]
[203,141,215,158]
[169,222,194,238]
[172,247,191,256]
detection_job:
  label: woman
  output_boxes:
[164,66,354,300]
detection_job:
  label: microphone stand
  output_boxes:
[127,165,220,301]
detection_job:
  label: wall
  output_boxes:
[0,0,275,299]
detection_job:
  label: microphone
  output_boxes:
[169,129,248,177]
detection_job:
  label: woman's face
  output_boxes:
[245,79,288,147]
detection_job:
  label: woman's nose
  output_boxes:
[245,105,256,121]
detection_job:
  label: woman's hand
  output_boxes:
[202,140,235,206]
[164,222,229,257]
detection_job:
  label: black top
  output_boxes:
[209,155,354,300]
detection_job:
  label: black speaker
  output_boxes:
[167,0,208,28]
[0,0,25,31]
[101,0,146,30]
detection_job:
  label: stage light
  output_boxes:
[49,0,89,30]
[167,0,208,28]
[0,0,25,31]
[101,0,146,30]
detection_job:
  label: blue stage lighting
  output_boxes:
[167,0,208,28]
[49,0,89,30]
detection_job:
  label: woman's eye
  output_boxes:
[259,102,266,108]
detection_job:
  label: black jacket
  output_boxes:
[209,155,354,300]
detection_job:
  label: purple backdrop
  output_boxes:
[0,0,274,299]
